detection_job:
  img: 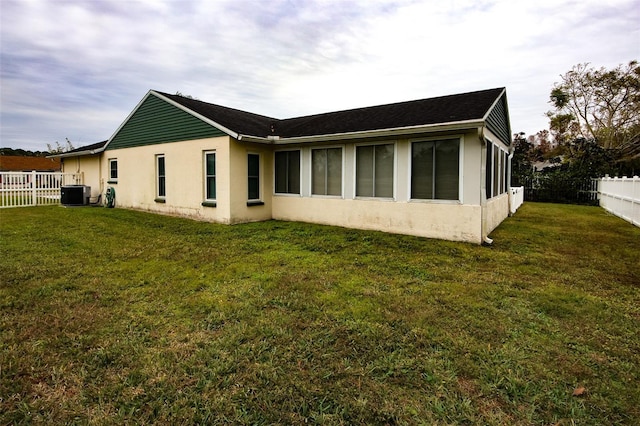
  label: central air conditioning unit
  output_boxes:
[61,185,91,206]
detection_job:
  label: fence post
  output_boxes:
[31,170,37,206]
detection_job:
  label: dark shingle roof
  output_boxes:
[159,88,505,139]
[64,140,109,154]
[278,88,505,138]
[46,140,109,158]
[158,92,277,137]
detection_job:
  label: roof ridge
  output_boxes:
[155,91,279,121]
[280,87,505,121]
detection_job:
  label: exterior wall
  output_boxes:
[228,140,273,223]
[273,197,483,243]
[61,155,102,198]
[69,128,510,244]
[270,130,487,243]
[103,136,233,223]
[482,127,512,240]
[485,192,509,235]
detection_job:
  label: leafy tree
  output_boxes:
[561,138,616,179]
[511,132,531,186]
[47,138,75,154]
[547,61,640,164]
[527,130,558,161]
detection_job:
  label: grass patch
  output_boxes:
[1,203,639,424]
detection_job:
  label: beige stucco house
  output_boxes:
[52,88,513,244]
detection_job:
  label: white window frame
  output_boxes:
[108,158,118,183]
[247,152,262,203]
[408,136,463,203]
[354,141,396,200]
[274,149,302,196]
[156,154,166,200]
[203,151,216,203]
[311,145,344,198]
[485,139,508,199]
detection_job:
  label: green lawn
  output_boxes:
[1,203,638,425]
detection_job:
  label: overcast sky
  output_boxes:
[1,0,639,151]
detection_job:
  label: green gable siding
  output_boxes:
[485,93,511,146]
[106,94,226,150]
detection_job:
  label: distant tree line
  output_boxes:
[1,138,76,157]
[0,147,49,157]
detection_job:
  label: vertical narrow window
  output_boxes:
[247,153,260,201]
[108,159,118,182]
[434,140,459,200]
[493,145,500,197]
[486,142,493,199]
[205,152,216,200]
[411,142,434,199]
[356,144,394,198]
[156,154,166,199]
[312,147,342,196]
[500,151,505,194]
[274,150,300,194]
[411,139,459,200]
[503,151,509,193]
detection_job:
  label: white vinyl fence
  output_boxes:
[509,186,524,214]
[598,176,640,227]
[0,171,83,208]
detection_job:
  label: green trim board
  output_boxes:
[107,94,226,150]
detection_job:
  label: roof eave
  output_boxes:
[236,134,277,143]
[47,147,106,158]
[266,119,486,144]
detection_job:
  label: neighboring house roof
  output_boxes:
[533,159,562,172]
[0,156,61,171]
[48,140,108,158]
[156,87,511,144]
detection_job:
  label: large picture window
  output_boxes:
[356,144,394,198]
[274,150,300,194]
[247,153,260,201]
[312,147,342,196]
[156,154,165,199]
[204,151,216,201]
[411,139,459,200]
